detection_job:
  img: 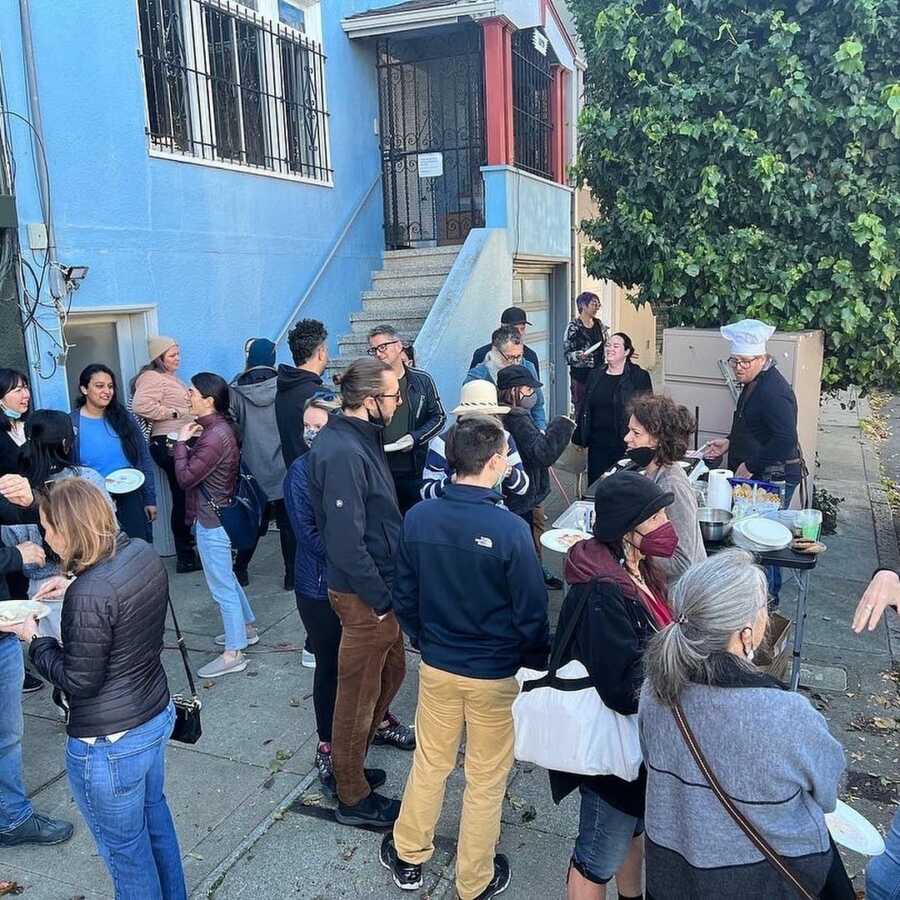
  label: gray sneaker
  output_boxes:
[214,628,259,647]
[198,653,248,679]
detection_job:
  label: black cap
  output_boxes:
[592,471,674,542]
[501,306,531,326]
[497,365,542,391]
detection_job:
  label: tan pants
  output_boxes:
[393,663,519,900]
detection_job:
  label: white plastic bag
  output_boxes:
[512,659,642,780]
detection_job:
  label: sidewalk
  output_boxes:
[2,397,898,899]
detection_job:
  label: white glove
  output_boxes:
[384,434,415,453]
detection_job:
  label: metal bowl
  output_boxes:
[698,507,733,543]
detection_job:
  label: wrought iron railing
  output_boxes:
[512,28,553,180]
[137,0,332,182]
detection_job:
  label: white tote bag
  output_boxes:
[511,590,642,781]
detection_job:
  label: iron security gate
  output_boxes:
[377,29,486,250]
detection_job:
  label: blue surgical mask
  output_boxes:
[1,404,21,421]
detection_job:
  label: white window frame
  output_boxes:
[137,0,332,186]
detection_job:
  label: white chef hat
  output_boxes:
[720,319,776,356]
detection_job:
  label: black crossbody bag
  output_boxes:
[166,592,202,744]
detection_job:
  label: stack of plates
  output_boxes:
[732,517,792,553]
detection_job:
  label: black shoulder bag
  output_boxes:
[199,461,267,551]
[166,593,202,744]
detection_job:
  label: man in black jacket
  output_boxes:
[275,319,329,467]
[367,325,445,513]
[306,358,407,829]
[381,416,549,900]
[469,306,541,378]
[0,475,73,848]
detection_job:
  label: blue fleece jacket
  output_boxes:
[393,483,550,679]
[463,358,546,430]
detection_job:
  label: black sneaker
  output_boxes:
[22,672,43,694]
[542,568,564,591]
[464,854,510,900]
[334,791,401,828]
[380,833,423,891]
[176,556,201,574]
[374,713,416,751]
[0,813,74,847]
[234,568,250,587]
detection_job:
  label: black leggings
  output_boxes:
[296,594,341,743]
[149,437,194,560]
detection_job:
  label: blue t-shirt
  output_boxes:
[77,415,130,477]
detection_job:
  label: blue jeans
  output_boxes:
[868,807,900,900]
[0,635,32,832]
[66,702,186,900]
[572,786,644,884]
[767,480,800,602]
[195,523,256,651]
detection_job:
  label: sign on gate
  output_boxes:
[417,153,444,178]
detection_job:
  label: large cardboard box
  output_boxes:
[756,611,792,681]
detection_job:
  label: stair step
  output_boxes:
[371,273,448,292]
[362,285,440,302]
[350,316,427,336]
[374,263,455,279]
[383,245,461,260]
[351,304,431,324]
[360,297,436,315]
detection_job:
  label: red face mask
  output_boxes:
[637,521,679,558]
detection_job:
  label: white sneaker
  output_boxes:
[302,649,316,669]
[214,628,259,647]
[198,653,248,679]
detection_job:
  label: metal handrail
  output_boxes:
[274,171,382,345]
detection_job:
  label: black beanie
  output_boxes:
[592,471,674,542]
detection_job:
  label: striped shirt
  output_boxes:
[420,427,529,500]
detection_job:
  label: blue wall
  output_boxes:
[0,0,403,407]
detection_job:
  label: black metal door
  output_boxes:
[377,28,486,250]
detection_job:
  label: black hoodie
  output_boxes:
[275,364,324,467]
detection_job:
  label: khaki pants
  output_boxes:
[328,590,406,807]
[393,663,519,900]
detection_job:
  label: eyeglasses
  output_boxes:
[375,391,402,402]
[728,356,763,369]
[500,349,524,364]
[367,340,400,357]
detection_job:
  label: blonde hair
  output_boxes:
[39,478,118,574]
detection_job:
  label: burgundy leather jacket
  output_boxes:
[173,413,240,528]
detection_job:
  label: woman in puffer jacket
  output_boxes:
[2,478,186,900]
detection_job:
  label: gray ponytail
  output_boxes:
[644,550,768,706]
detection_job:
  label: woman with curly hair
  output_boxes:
[623,395,706,585]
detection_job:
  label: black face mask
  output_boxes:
[626,446,657,468]
[369,398,386,430]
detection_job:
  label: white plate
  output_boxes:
[0,599,51,627]
[735,517,792,548]
[731,530,790,554]
[541,528,591,554]
[105,467,145,495]
[825,799,886,856]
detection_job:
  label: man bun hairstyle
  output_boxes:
[287,319,328,366]
[629,394,695,466]
[335,358,390,409]
[445,415,505,478]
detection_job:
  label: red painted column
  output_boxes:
[481,18,514,166]
[550,65,567,183]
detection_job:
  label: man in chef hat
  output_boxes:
[705,318,803,604]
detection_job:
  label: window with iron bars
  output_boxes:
[511,28,553,180]
[137,0,332,183]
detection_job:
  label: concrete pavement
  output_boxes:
[2,395,898,899]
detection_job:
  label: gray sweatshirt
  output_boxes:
[650,463,706,585]
[638,658,845,898]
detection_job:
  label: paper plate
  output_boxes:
[734,517,792,549]
[0,599,51,627]
[541,528,591,554]
[825,799,886,856]
[105,467,145,495]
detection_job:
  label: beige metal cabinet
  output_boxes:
[662,328,824,504]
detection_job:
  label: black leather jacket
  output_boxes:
[30,534,170,739]
[403,365,447,474]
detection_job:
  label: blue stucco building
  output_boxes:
[0,0,582,416]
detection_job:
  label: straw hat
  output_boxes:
[451,380,510,416]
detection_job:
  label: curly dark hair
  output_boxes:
[628,394,695,467]
[287,319,328,366]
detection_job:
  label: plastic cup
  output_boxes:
[796,509,822,540]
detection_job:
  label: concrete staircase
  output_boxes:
[327,245,460,380]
